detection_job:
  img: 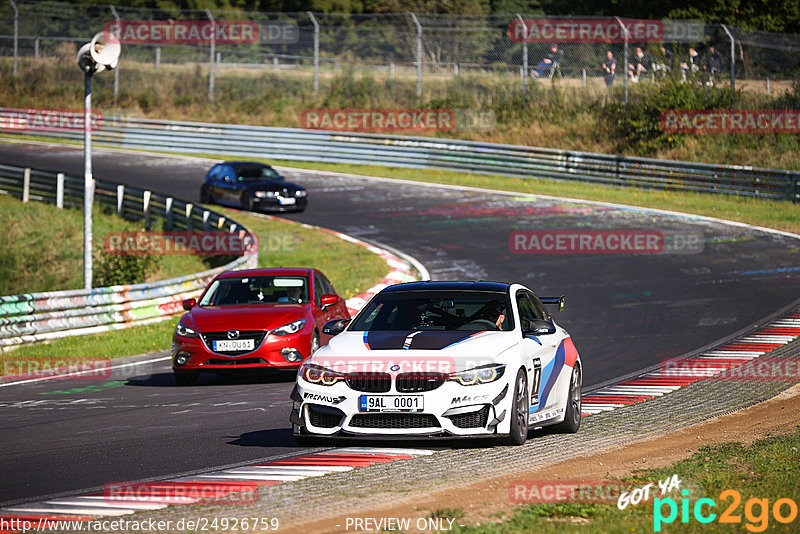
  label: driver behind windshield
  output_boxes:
[491,306,508,331]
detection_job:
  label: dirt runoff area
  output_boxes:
[299,382,800,533]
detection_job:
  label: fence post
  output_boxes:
[307,12,319,95]
[155,47,160,70]
[116,184,124,217]
[143,190,151,229]
[56,173,64,208]
[515,14,528,95]
[616,17,629,104]
[582,68,586,87]
[766,77,770,95]
[110,5,120,97]
[721,24,735,108]
[22,167,29,202]
[165,197,173,230]
[34,39,39,60]
[410,13,422,97]
[795,177,800,205]
[206,9,215,102]
[9,0,18,78]
[185,203,193,231]
[273,57,278,72]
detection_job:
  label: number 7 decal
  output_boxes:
[530,358,542,406]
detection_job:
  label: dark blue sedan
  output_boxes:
[200,161,308,212]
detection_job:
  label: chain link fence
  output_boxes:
[0,2,798,106]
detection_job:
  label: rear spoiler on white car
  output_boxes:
[540,295,566,312]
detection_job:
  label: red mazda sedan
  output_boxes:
[171,268,350,385]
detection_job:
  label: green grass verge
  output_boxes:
[0,194,209,295]
[2,208,388,365]
[457,426,800,533]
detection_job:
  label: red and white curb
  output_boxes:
[581,311,800,415]
[0,448,434,528]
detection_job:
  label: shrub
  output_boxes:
[601,82,733,155]
[93,249,161,287]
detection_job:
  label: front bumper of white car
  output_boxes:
[291,374,513,439]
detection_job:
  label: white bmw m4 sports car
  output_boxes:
[290,281,582,445]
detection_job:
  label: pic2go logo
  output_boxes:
[654,489,799,532]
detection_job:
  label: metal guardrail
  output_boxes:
[0,164,257,348]
[10,115,799,202]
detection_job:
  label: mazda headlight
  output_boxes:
[300,364,345,386]
[254,190,277,198]
[272,319,306,336]
[449,364,506,386]
[175,322,198,338]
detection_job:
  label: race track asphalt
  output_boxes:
[1,141,798,504]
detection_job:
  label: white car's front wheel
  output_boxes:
[506,368,529,445]
[555,365,582,433]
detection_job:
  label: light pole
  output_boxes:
[76,31,121,289]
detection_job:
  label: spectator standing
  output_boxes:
[680,47,699,83]
[652,46,673,80]
[602,50,616,87]
[703,46,722,86]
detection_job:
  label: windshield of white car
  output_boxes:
[199,276,308,306]
[350,291,513,331]
[233,165,282,182]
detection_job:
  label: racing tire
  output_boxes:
[200,185,212,204]
[554,365,582,433]
[506,368,529,446]
[174,372,198,387]
[241,192,254,212]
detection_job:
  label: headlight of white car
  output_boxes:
[300,363,345,386]
[175,322,198,338]
[272,319,306,335]
[449,364,506,386]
